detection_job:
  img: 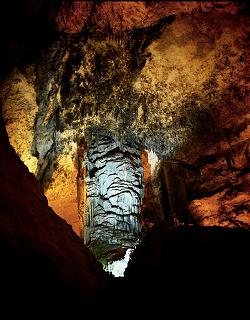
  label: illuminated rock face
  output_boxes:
[186,138,250,228]
[0,68,38,174]
[0,111,108,314]
[160,122,250,228]
[84,135,143,262]
[0,1,249,265]
[55,1,242,34]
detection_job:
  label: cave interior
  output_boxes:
[0,0,249,316]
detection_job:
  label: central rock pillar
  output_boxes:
[84,134,143,264]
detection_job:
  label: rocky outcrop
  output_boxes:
[133,11,250,228]
[0,40,82,232]
[186,132,250,227]
[0,14,176,241]
[84,134,143,263]
[140,149,164,232]
[0,1,249,264]
[0,68,38,174]
[123,222,250,315]
[159,157,250,229]
[55,1,244,34]
[0,7,250,316]
[158,118,250,228]
[0,110,108,315]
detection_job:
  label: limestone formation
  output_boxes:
[0,68,38,173]
[84,134,143,262]
[0,1,249,264]
[0,110,108,315]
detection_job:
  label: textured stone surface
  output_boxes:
[171,116,250,228]
[0,68,38,173]
[0,62,85,235]
[133,11,250,228]
[158,120,250,228]
[133,12,250,157]
[84,134,143,262]
[1,3,250,315]
[0,111,108,315]
[55,1,244,34]
[44,152,79,234]
[188,168,250,228]
[1,1,249,262]
[7,17,173,241]
[123,222,250,315]
[140,149,163,232]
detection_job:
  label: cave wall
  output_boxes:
[1,68,38,173]
[0,1,249,260]
[0,107,108,314]
[123,222,250,316]
[55,1,243,34]
[135,10,249,228]
[146,11,249,227]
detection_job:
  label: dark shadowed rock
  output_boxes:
[0,110,108,317]
[122,222,250,315]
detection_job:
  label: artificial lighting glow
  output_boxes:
[105,248,134,277]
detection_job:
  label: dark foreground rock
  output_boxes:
[117,223,250,316]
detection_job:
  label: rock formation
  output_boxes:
[84,134,143,263]
[0,108,108,316]
[0,1,249,264]
[123,222,250,316]
[0,2,250,316]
